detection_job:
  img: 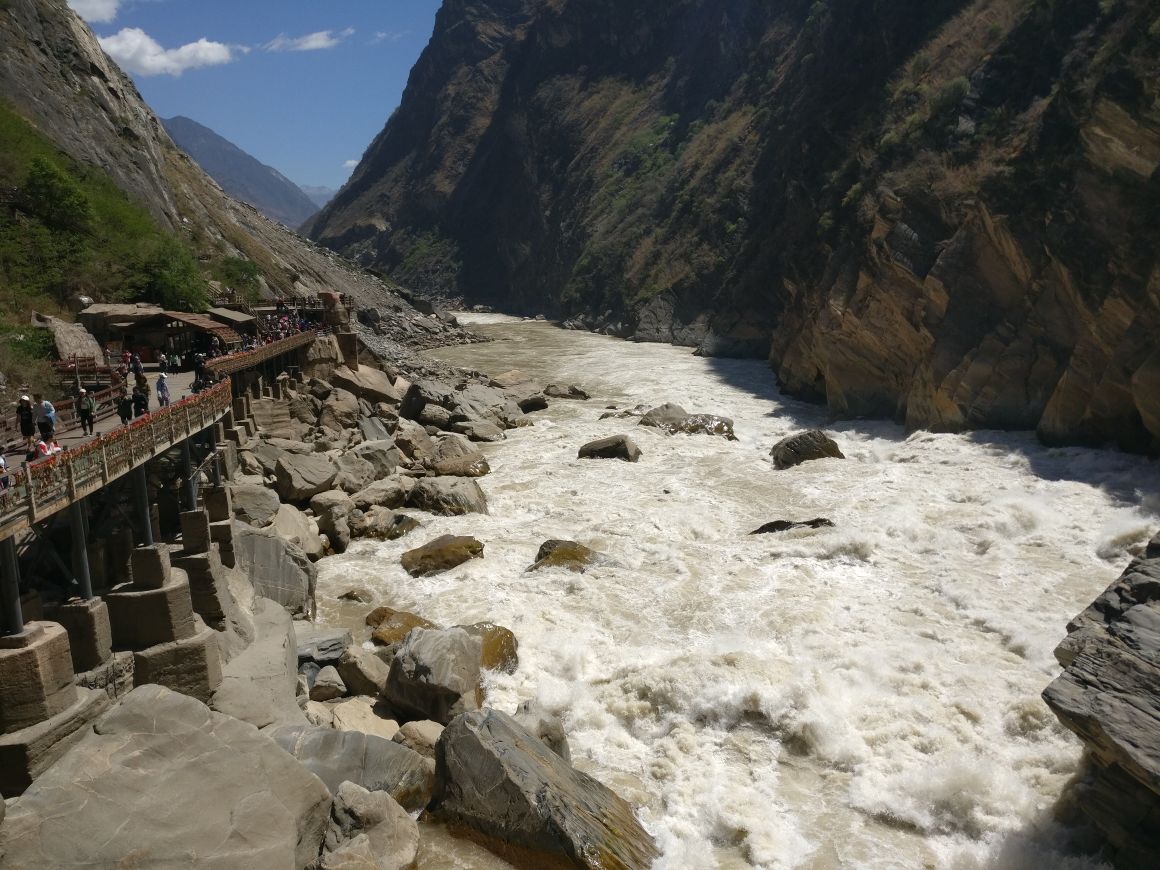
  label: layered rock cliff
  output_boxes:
[1043,532,1160,869]
[0,0,423,317]
[309,0,1160,451]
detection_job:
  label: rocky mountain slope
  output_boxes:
[0,0,453,333]
[162,115,319,229]
[308,0,1160,451]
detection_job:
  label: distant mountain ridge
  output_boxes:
[162,115,318,228]
[300,186,338,210]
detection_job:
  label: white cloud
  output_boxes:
[99,28,235,77]
[343,159,359,170]
[264,27,355,53]
[370,31,405,44]
[67,0,123,24]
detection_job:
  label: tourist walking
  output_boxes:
[115,390,132,425]
[158,351,168,374]
[77,388,96,435]
[131,386,148,418]
[156,372,170,407]
[32,394,56,440]
[16,395,35,451]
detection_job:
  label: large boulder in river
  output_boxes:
[367,607,438,647]
[268,724,434,813]
[432,709,659,870]
[769,430,845,469]
[458,622,519,674]
[528,539,598,572]
[407,477,489,516]
[386,627,483,724]
[638,402,688,429]
[751,518,835,534]
[544,383,589,400]
[275,453,338,502]
[270,503,325,560]
[578,434,641,462]
[350,507,420,542]
[428,434,490,477]
[229,483,281,527]
[400,534,484,577]
[639,403,736,439]
[0,685,332,870]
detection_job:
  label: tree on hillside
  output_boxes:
[19,157,92,233]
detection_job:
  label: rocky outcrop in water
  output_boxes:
[1043,532,1160,869]
[309,0,1160,451]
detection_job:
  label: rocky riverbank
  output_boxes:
[0,336,659,869]
[1043,531,1160,870]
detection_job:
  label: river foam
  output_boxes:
[316,315,1159,868]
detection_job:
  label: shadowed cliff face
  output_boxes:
[309,0,1160,452]
[0,0,422,312]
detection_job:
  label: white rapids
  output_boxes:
[315,314,1160,869]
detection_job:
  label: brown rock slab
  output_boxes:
[401,535,484,577]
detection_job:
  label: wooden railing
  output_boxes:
[0,378,233,541]
[205,330,319,378]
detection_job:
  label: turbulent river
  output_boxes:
[316,314,1160,869]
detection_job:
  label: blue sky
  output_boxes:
[67,0,442,190]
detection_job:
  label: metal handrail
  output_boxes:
[0,378,233,541]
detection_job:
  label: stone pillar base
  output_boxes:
[133,624,222,704]
[129,545,172,590]
[76,650,135,701]
[0,622,77,736]
[203,485,233,523]
[56,598,113,673]
[0,686,110,797]
[105,572,197,651]
[180,509,212,555]
[172,547,235,632]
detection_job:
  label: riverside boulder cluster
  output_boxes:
[0,346,659,870]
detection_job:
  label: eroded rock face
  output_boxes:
[432,709,658,870]
[1042,532,1160,868]
[769,430,845,469]
[407,477,489,516]
[0,685,332,870]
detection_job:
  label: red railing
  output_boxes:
[0,378,233,537]
[205,329,320,377]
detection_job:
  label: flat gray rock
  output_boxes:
[578,434,641,462]
[229,483,282,527]
[233,522,317,616]
[0,685,332,869]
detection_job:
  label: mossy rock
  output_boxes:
[528,540,597,573]
[367,607,438,647]
[400,534,484,578]
[458,622,519,674]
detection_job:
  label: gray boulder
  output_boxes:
[297,625,354,667]
[544,383,590,400]
[432,709,658,869]
[578,434,641,462]
[407,477,489,516]
[638,402,688,430]
[320,781,419,870]
[320,388,361,432]
[329,365,404,406]
[311,665,347,702]
[351,440,401,479]
[229,483,282,527]
[0,685,332,869]
[310,490,356,553]
[393,419,437,465]
[639,404,736,439]
[392,720,444,761]
[275,453,339,502]
[352,476,415,511]
[450,418,505,443]
[528,539,598,573]
[386,627,483,724]
[336,646,391,697]
[334,452,377,494]
[271,503,325,560]
[268,725,435,813]
[769,430,845,469]
[350,507,420,542]
[211,598,305,729]
[232,522,317,616]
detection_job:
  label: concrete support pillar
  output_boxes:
[132,465,153,547]
[69,499,93,601]
[1,537,24,637]
[180,439,197,510]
